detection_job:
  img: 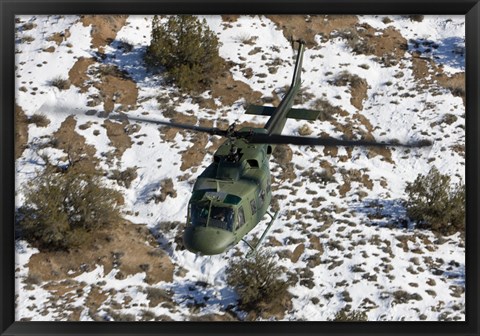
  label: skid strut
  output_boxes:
[244,210,279,258]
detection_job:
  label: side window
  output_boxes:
[250,199,257,215]
[237,207,245,228]
[259,188,266,207]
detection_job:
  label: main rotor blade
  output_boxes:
[109,115,229,137]
[243,133,432,148]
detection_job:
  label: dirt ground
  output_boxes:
[15,104,29,159]
[27,220,174,284]
[80,15,128,52]
[52,115,99,174]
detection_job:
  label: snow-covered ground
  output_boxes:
[15,15,465,321]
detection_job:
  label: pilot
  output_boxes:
[214,209,226,222]
[227,146,239,162]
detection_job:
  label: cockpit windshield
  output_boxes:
[189,203,234,231]
[209,206,234,231]
[190,203,209,227]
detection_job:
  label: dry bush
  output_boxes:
[226,250,290,312]
[392,290,423,304]
[22,22,37,30]
[330,70,365,89]
[405,167,465,236]
[49,76,71,90]
[146,287,172,307]
[298,123,313,136]
[110,167,138,188]
[382,17,393,24]
[408,15,424,22]
[312,99,344,120]
[97,64,126,78]
[153,178,177,203]
[334,28,375,55]
[233,33,257,45]
[29,113,50,127]
[20,35,35,43]
[18,163,123,251]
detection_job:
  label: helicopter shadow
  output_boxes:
[100,38,166,87]
[408,36,465,70]
[351,198,412,230]
[136,181,162,204]
[149,221,181,258]
[169,279,238,316]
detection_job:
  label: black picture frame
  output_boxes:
[1,1,479,335]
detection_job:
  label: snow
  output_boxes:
[14,14,465,322]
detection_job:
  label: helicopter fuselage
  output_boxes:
[183,128,275,255]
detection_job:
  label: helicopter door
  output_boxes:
[236,206,245,231]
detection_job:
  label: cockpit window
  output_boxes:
[189,203,234,231]
[209,206,234,231]
[190,203,209,227]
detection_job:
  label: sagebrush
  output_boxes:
[18,163,122,250]
[146,15,224,93]
[226,250,289,312]
[405,167,465,236]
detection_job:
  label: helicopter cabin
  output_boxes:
[186,128,273,244]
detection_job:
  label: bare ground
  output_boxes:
[267,15,359,47]
[93,74,138,114]
[80,15,128,52]
[103,119,133,159]
[52,115,99,174]
[27,220,174,284]
[211,70,263,106]
[68,57,96,93]
[15,104,29,159]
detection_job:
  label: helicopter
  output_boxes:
[111,40,432,256]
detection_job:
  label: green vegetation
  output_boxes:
[226,250,289,312]
[18,160,122,250]
[146,15,224,93]
[405,167,465,236]
[330,307,368,321]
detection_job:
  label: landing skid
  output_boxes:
[243,210,279,258]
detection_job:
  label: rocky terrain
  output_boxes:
[15,14,465,321]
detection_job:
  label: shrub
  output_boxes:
[145,15,224,93]
[29,113,50,127]
[334,28,375,55]
[226,250,290,312]
[18,164,122,250]
[22,22,37,30]
[118,38,133,52]
[405,167,465,236]
[20,35,35,43]
[408,15,424,22]
[382,17,393,24]
[312,99,343,120]
[110,167,138,188]
[49,76,71,90]
[330,71,365,88]
[298,123,313,136]
[331,307,368,321]
[233,33,257,45]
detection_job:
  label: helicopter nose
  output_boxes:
[183,226,234,255]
